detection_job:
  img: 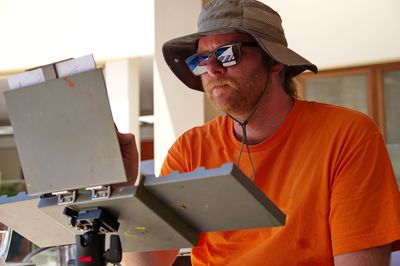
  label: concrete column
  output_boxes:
[104,59,140,155]
[154,0,204,174]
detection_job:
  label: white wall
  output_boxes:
[103,59,140,136]
[0,0,154,72]
[154,0,204,174]
[263,0,400,69]
[1,0,399,73]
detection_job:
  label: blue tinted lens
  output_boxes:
[186,53,210,73]
[185,43,240,75]
[216,45,237,66]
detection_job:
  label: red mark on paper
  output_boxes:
[63,77,75,88]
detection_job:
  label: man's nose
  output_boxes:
[206,56,227,76]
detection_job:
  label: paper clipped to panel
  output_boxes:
[55,54,96,78]
[7,68,45,90]
[6,54,95,90]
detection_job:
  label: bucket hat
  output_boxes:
[162,0,318,92]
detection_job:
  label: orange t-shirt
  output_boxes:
[161,99,400,265]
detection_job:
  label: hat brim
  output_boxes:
[162,27,318,92]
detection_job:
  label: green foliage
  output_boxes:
[0,181,23,197]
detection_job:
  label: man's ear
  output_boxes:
[271,62,285,75]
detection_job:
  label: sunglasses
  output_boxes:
[185,42,259,76]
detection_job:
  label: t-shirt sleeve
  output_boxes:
[329,133,400,255]
[160,135,189,177]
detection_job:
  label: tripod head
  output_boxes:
[64,207,122,266]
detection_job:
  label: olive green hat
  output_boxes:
[162,0,318,92]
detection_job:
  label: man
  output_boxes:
[120,0,400,265]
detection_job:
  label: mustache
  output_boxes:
[204,79,240,92]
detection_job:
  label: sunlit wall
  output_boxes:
[0,0,154,72]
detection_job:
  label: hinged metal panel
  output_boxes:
[144,163,286,232]
[4,69,126,195]
[0,164,285,252]
[37,185,200,252]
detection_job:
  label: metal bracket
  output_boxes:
[86,185,111,200]
[52,190,77,205]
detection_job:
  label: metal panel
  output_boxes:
[0,193,75,247]
[4,69,126,195]
[37,185,199,252]
[0,164,285,252]
[144,163,286,232]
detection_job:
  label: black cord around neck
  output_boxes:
[226,70,272,181]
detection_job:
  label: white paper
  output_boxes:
[7,68,45,90]
[55,54,96,78]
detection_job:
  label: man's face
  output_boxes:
[198,33,270,117]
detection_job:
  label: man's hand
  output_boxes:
[114,125,139,188]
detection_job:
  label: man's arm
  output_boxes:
[121,250,179,266]
[334,244,391,266]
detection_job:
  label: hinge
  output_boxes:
[52,190,77,205]
[86,185,111,200]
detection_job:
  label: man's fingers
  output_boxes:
[117,131,135,146]
[115,124,136,146]
[114,123,139,186]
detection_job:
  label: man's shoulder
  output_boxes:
[299,100,381,137]
[301,100,375,124]
[302,100,364,116]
